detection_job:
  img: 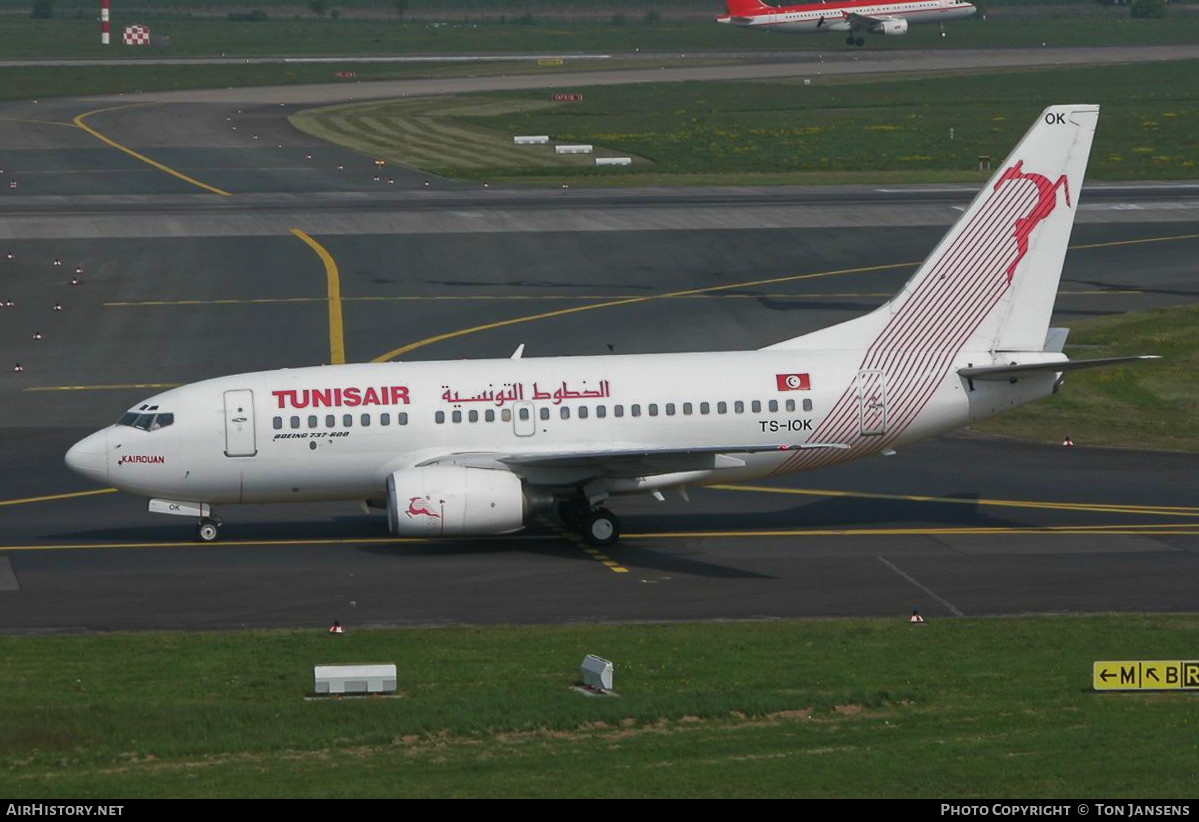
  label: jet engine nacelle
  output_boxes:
[876,18,908,35]
[386,466,526,537]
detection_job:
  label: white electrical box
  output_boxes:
[314,664,396,695]
[580,655,613,691]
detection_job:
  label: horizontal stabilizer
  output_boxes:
[959,355,1160,381]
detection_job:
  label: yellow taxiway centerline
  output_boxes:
[291,228,346,365]
[24,383,181,392]
[0,523,1195,553]
[73,105,233,197]
[0,488,119,507]
[370,261,916,362]
[710,485,1199,518]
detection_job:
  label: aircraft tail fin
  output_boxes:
[767,105,1099,354]
[724,0,773,15]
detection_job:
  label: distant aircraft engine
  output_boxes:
[386,466,529,537]
[877,19,909,35]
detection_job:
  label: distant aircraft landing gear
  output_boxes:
[846,35,865,46]
[196,517,222,543]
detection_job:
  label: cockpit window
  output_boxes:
[117,412,174,431]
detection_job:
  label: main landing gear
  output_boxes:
[558,499,620,547]
[845,35,865,46]
[196,516,223,543]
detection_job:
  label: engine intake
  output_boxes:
[386,466,528,537]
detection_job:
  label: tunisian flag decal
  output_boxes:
[776,373,811,391]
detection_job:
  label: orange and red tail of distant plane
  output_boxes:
[724,0,774,14]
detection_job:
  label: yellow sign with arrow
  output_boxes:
[1093,660,1199,691]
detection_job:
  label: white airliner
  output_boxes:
[716,0,977,46]
[66,105,1156,547]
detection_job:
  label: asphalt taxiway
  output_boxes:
[0,60,1196,631]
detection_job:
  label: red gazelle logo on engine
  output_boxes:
[406,497,440,519]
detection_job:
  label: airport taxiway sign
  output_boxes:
[1093,660,1199,691]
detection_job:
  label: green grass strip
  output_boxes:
[2,616,1198,797]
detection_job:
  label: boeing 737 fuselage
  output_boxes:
[65,106,1156,547]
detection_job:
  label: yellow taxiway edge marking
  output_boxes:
[710,484,1199,518]
[23,383,181,392]
[0,116,78,129]
[0,488,118,508]
[291,229,346,364]
[371,261,916,362]
[72,105,233,197]
[2,523,1195,553]
[0,534,566,553]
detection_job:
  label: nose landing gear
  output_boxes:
[196,516,223,543]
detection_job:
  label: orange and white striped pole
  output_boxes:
[100,0,110,45]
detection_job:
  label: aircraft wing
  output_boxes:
[846,11,891,26]
[958,355,1160,381]
[418,442,849,479]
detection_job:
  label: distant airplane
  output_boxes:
[67,105,1158,548]
[717,0,977,46]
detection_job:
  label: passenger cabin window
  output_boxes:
[539,407,549,421]
[381,413,391,426]
[273,417,282,430]
[665,403,676,416]
[502,409,512,422]
[700,402,710,415]
[769,400,779,413]
[326,414,336,428]
[615,405,624,418]
[560,407,570,420]
[717,402,727,414]
[435,411,445,424]
[452,410,462,423]
[487,410,497,422]
[734,401,745,414]
[596,405,607,419]
[683,403,692,416]
[631,404,641,418]
[803,399,813,412]
[343,414,353,427]
[469,410,479,423]
[290,416,300,429]
[361,414,371,427]
[752,401,762,413]
[399,412,409,426]
[308,415,318,429]
[648,404,659,417]
[786,399,795,413]
[578,406,589,419]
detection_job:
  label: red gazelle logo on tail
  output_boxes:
[994,160,1071,282]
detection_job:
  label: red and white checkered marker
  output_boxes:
[123,25,151,46]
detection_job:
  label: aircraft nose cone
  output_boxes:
[65,429,108,485]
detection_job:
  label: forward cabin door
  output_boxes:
[856,370,887,437]
[223,389,258,457]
